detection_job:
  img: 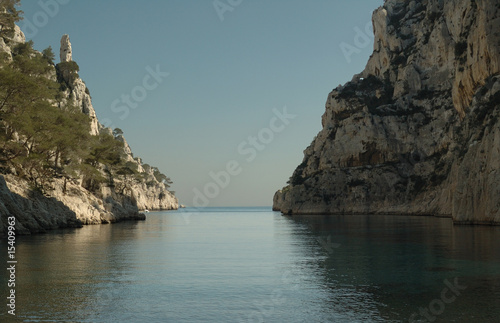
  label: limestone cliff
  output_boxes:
[0,28,178,236]
[58,34,100,135]
[0,24,24,60]
[273,0,500,225]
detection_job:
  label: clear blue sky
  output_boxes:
[18,0,382,207]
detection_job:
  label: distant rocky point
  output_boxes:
[274,0,500,225]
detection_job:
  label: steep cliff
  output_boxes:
[273,0,500,225]
[0,26,178,236]
[58,34,100,135]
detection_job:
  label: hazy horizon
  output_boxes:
[19,0,382,207]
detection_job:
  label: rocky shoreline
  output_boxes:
[0,170,179,237]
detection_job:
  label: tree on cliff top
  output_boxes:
[56,61,80,87]
[0,0,22,39]
[42,46,55,65]
[152,167,172,188]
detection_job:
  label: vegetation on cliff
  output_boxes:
[0,0,21,39]
[0,1,177,236]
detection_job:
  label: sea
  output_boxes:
[1,207,499,322]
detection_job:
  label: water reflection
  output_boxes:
[0,210,499,322]
[283,213,500,321]
[0,221,147,322]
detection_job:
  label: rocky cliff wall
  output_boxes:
[0,175,82,236]
[58,34,100,135]
[273,0,500,224]
[0,28,178,236]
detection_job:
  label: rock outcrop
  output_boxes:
[0,25,25,61]
[60,34,72,62]
[58,34,100,135]
[0,176,82,235]
[273,0,500,225]
[0,28,178,236]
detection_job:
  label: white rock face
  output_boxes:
[0,176,82,236]
[364,0,500,118]
[58,35,100,135]
[274,0,500,225]
[129,181,178,211]
[0,25,26,60]
[9,25,25,44]
[0,174,145,236]
[60,34,72,62]
[0,37,10,59]
[116,135,134,158]
[71,78,100,135]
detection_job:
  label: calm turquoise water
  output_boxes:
[1,207,500,322]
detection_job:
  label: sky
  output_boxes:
[18,0,383,207]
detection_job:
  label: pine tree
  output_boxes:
[0,0,22,39]
[42,46,55,65]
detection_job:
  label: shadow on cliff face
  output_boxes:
[0,176,82,238]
